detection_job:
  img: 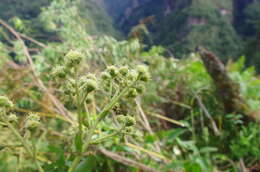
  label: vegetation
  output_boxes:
[0,0,259,172]
[106,0,260,66]
[153,0,242,59]
[243,1,260,72]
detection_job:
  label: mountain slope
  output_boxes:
[153,0,241,59]
[103,0,260,61]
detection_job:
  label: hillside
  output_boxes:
[102,0,260,64]
[0,0,119,41]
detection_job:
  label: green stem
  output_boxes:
[75,69,84,153]
[67,127,95,172]
[68,156,82,172]
[1,113,44,172]
[90,127,124,144]
[80,93,89,106]
[0,121,6,126]
[68,80,136,172]
[32,140,44,172]
[97,83,133,122]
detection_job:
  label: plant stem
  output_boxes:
[68,80,136,172]
[97,83,134,122]
[67,126,95,172]
[68,156,82,172]
[75,69,84,153]
[1,113,44,172]
[90,127,124,144]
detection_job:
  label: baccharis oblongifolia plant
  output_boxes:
[0,96,44,172]
[52,50,150,172]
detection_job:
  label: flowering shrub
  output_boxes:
[0,50,150,172]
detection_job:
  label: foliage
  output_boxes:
[105,0,260,66]
[0,0,259,172]
[151,0,242,59]
[0,0,50,20]
[243,2,260,72]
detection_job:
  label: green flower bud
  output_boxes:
[65,79,76,95]
[101,72,111,80]
[124,126,134,133]
[137,65,150,82]
[139,73,150,82]
[127,88,138,98]
[79,74,97,84]
[119,66,129,76]
[127,70,138,81]
[116,115,136,127]
[85,74,97,81]
[8,113,18,122]
[0,96,14,108]
[116,115,125,124]
[85,95,94,104]
[125,116,136,127]
[25,113,40,129]
[140,75,149,82]
[106,66,118,77]
[65,50,83,67]
[52,66,67,78]
[67,79,76,87]
[135,84,145,94]
[83,79,98,93]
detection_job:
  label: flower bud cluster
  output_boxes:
[52,66,67,79]
[63,75,98,98]
[24,113,41,129]
[85,94,94,104]
[64,79,76,95]
[116,114,136,134]
[64,50,83,68]
[79,75,98,94]
[100,65,150,98]
[135,84,145,94]
[106,66,118,78]
[124,126,134,134]
[137,65,150,82]
[127,88,138,98]
[0,96,14,109]
[62,125,78,137]
[51,51,98,104]
[8,113,18,122]
[119,66,129,76]
[52,50,84,79]
[116,115,136,127]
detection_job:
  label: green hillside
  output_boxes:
[0,0,119,40]
[103,0,260,66]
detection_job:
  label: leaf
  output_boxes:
[184,162,202,172]
[167,129,186,141]
[145,134,158,143]
[45,145,66,171]
[74,134,83,152]
[75,156,97,172]
[199,147,218,154]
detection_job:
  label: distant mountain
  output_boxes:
[0,0,50,20]
[102,0,260,61]
[101,0,151,32]
[1,0,259,65]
